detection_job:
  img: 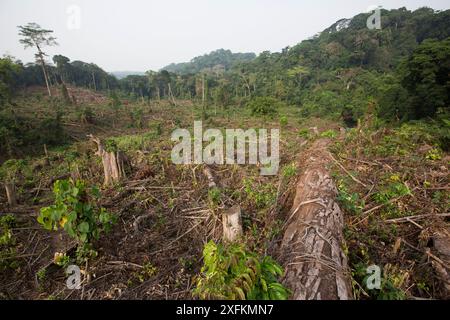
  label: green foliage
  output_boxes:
[425,148,442,161]
[247,97,282,117]
[77,106,94,124]
[371,121,448,156]
[0,214,19,271]
[132,262,158,283]
[320,129,338,138]
[372,176,411,219]
[373,180,411,205]
[281,163,297,178]
[298,128,311,139]
[194,241,290,300]
[337,180,365,215]
[0,159,25,182]
[279,115,288,126]
[36,267,47,283]
[0,57,22,105]
[243,178,276,209]
[129,107,144,128]
[53,252,71,268]
[398,38,450,120]
[0,108,67,157]
[163,49,256,75]
[38,111,66,145]
[104,139,118,153]
[37,179,116,262]
[208,187,221,207]
[352,263,406,300]
[109,91,121,110]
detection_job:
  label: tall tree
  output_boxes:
[18,23,58,97]
[53,55,70,84]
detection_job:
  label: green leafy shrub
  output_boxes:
[129,107,144,128]
[320,129,337,138]
[194,241,290,300]
[243,178,276,209]
[38,111,67,145]
[425,148,442,161]
[373,177,411,205]
[37,179,116,262]
[298,128,311,139]
[109,91,121,111]
[77,106,94,124]
[337,180,365,215]
[247,97,283,117]
[0,214,19,270]
[279,115,288,126]
[208,187,221,207]
[0,159,25,183]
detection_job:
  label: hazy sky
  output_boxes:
[0,0,448,72]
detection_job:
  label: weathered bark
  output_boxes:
[202,165,243,242]
[429,227,450,298]
[222,205,243,242]
[88,134,127,186]
[280,139,352,300]
[5,182,17,206]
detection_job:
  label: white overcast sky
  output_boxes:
[0,0,448,72]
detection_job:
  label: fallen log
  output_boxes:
[428,227,450,298]
[280,139,352,300]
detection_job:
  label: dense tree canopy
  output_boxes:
[4,7,450,124]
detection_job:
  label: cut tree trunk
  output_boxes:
[88,134,127,186]
[222,205,243,242]
[428,227,450,299]
[280,139,352,300]
[5,182,17,207]
[202,165,243,242]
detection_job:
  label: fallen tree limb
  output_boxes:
[386,213,450,224]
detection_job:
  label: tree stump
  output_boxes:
[88,134,127,186]
[202,165,243,242]
[280,139,352,300]
[222,205,243,242]
[5,182,17,207]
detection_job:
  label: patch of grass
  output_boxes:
[208,187,221,207]
[298,128,311,139]
[243,178,276,209]
[281,163,297,179]
[320,129,337,138]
